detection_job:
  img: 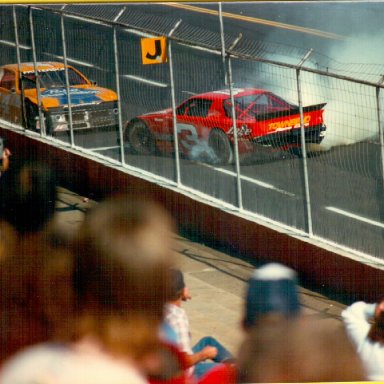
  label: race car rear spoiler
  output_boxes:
[257,103,327,122]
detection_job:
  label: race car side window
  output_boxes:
[250,94,269,115]
[186,99,212,117]
[176,101,189,116]
[67,69,88,85]
[269,94,295,110]
[22,74,37,90]
[223,100,232,118]
[223,96,255,119]
[0,70,16,91]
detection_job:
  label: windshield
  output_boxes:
[21,68,88,90]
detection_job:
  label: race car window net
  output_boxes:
[21,69,88,90]
[177,98,212,118]
[223,93,295,119]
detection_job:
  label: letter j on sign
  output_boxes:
[141,37,167,65]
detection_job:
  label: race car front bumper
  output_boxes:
[46,101,119,133]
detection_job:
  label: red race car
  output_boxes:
[124,88,326,164]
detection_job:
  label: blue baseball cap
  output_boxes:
[244,263,300,328]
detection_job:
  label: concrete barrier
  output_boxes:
[2,126,383,302]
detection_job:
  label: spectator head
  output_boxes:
[0,160,57,233]
[243,262,300,329]
[237,317,367,383]
[368,298,384,343]
[0,137,4,157]
[71,196,176,361]
[0,219,74,362]
[168,268,191,302]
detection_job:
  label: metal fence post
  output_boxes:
[227,34,243,210]
[168,20,182,186]
[60,14,74,147]
[113,8,127,166]
[296,49,313,237]
[28,6,46,137]
[218,2,228,86]
[12,6,26,132]
[113,28,125,166]
[376,76,384,190]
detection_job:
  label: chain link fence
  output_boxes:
[1,4,384,259]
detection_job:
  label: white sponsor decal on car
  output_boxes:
[22,63,59,73]
[42,88,100,97]
[212,88,245,96]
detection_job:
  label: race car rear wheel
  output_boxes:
[208,128,233,165]
[125,119,157,155]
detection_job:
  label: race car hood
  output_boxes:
[25,86,118,109]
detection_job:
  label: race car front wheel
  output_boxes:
[125,119,157,155]
[208,128,233,165]
[25,102,39,131]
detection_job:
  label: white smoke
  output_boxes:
[187,139,219,163]
[317,34,384,149]
[300,72,378,150]
[249,34,384,151]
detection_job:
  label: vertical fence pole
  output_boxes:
[227,34,243,210]
[296,49,313,236]
[218,3,228,86]
[12,7,21,70]
[28,6,46,137]
[113,27,125,166]
[113,8,127,166]
[60,14,74,147]
[168,20,182,186]
[376,76,384,190]
[12,6,25,131]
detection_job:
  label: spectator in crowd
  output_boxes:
[242,262,301,329]
[237,316,366,383]
[0,160,64,362]
[0,196,177,383]
[164,268,234,380]
[0,222,74,363]
[342,298,384,381]
[198,262,301,384]
[0,136,11,176]
[0,160,57,234]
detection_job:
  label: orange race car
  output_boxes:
[0,62,119,135]
[124,88,327,164]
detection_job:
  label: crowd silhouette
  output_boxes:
[0,156,373,383]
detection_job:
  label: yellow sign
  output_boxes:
[141,37,167,65]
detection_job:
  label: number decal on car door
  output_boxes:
[176,123,199,150]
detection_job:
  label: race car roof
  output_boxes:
[194,88,269,100]
[1,62,67,73]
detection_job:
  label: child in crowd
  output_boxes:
[164,268,234,380]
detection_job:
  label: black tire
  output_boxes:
[124,119,157,155]
[208,128,233,165]
[25,101,38,131]
[288,147,302,158]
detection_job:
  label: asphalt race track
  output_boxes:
[53,126,384,260]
